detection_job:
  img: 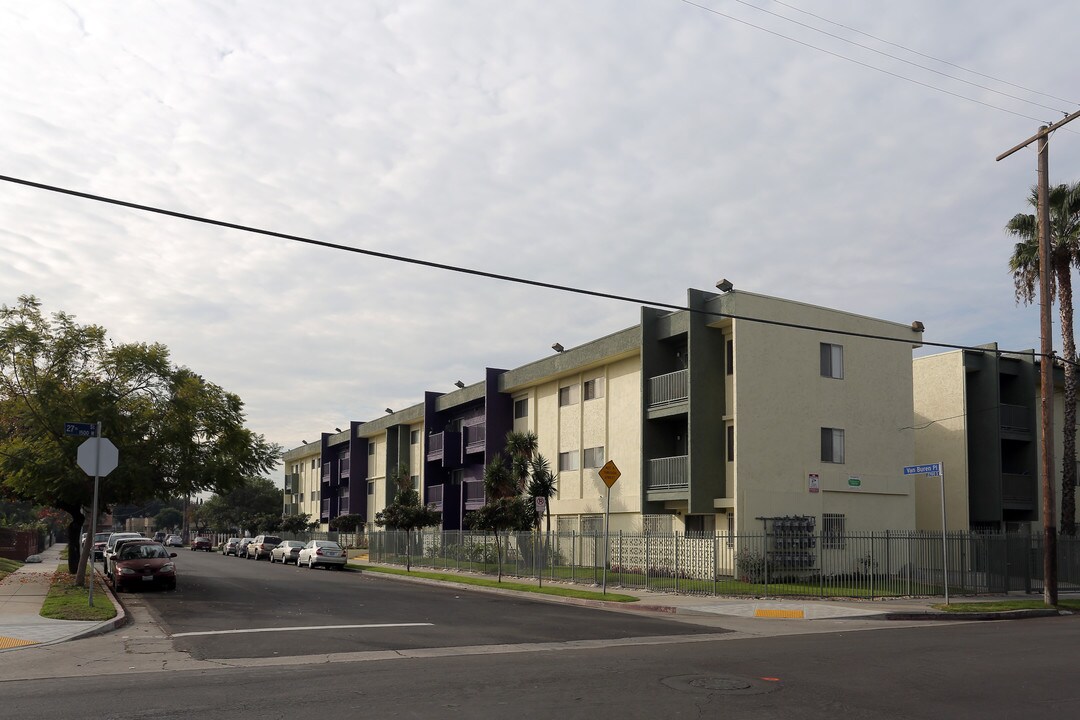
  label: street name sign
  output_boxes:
[64,422,97,437]
[903,463,942,477]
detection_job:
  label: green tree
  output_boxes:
[154,507,183,532]
[1008,182,1080,535]
[329,512,365,548]
[202,476,283,535]
[281,512,316,535]
[375,464,440,571]
[0,296,281,581]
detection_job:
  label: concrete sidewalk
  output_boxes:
[0,544,125,653]
[347,552,1070,622]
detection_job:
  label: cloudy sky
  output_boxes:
[2,1,1079,460]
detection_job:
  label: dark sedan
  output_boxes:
[191,537,213,551]
[112,543,177,592]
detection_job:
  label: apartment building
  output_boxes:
[913,344,1078,534]
[283,287,924,535]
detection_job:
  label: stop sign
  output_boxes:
[77,437,119,477]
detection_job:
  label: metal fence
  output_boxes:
[367,530,1080,598]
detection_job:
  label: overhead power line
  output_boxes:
[678,0,1071,127]
[0,173,1056,363]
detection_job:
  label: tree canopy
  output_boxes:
[202,476,284,535]
[0,296,281,573]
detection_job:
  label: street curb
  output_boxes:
[883,608,1064,622]
[66,564,128,641]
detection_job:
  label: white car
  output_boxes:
[270,540,306,564]
[102,532,144,576]
[297,540,347,570]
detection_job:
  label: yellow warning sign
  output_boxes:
[598,460,621,488]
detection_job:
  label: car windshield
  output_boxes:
[316,541,341,549]
[119,544,170,560]
[263,537,281,544]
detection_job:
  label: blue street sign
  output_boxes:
[903,463,941,476]
[64,422,97,437]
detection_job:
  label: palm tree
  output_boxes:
[1007,181,1080,536]
[527,454,558,535]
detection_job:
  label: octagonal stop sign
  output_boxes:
[77,437,119,477]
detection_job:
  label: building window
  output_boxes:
[368,443,376,456]
[514,398,529,419]
[583,376,605,401]
[643,515,671,535]
[410,430,419,444]
[583,446,605,468]
[726,339,734,376]
[822,513,846,549]
[821,428,845,463]
[820,343,844,379]
[557,515,578,534]
[558,450,579,472]
[559,384,579,407]
[581,515,603,535]
[726,424,735,462]
[311,458,317,470]
[367,482,375,495]
[410,475,420,490]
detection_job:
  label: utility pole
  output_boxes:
[997,108,1080,606]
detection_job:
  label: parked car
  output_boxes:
[236,538,254,557]
[91,532,112,560]
[190,536,213,551]
[107,537,156,578]
[102,532,144,573]
[165,535,184,547]
[153,532,166,543]
[297,540,347,570]
[221,537,241,556]
[112,542,177,592]
[246,535,282,561]
[270,540,306,564]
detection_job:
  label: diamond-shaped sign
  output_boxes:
[77,437,119,477]
[598,460,621,488]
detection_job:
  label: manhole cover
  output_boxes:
[662,674,780,696]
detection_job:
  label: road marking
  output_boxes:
[171,622,433,638]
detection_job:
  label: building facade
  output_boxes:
[283,288,924,536]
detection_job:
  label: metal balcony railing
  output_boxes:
[1002,473,1036,505]
[427,432,444,460]
[322,462,331,479]
[427,484,444,506]
[648,369,689,407]
[339,457,350,477]
[463,480,486,507]
[465,423,486,451]
[646,455,689,490]
[1000,404,1030,433]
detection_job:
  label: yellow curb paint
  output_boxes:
[754,608,805,619]
[0,636,39,649]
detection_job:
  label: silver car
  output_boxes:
[270,540,306,564]
[297,540,347,569]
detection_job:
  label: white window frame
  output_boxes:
[583,446,605,468]
[558,450,579,472]
[820,343,844,379]
[583,376,605,401]
[558,384,579,407]
[821,427,845,463]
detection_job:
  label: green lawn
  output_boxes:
[933,599,1080,613]
[351,563,640,602]
[39,564,117,621]
[0,557,23,582]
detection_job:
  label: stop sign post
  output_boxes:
[74,423,118,607]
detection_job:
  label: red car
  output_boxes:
[112,543,177,592]
[190,536,213,551]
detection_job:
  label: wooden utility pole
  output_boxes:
[997,108,1080,606]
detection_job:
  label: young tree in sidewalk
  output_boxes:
[375,463,440,571]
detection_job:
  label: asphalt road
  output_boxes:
[6,614,1079,719]
[136,547,716,660]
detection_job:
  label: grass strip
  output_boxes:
[0,557,23,582]
[932,599,1080,613]
[39,564,117,621]
[350,563,640,603]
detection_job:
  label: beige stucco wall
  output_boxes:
[726,293,918,533]
[911,351,969,531]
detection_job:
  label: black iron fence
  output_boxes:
[367,530,1080,598]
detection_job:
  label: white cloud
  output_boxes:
[1,0,1078,457]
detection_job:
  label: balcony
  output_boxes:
[645,455,689,491]
[426,431,462,467]
[648,369,688,408]
[1002,472,1036,509]
[284,473,298,493]
[464,423,486,454]
[322,462,331,480]
[339,456,350,478]
[427,484,444,508]
[463,480,486,510]
[320,498,330,520]
[1000,404,1030,434]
